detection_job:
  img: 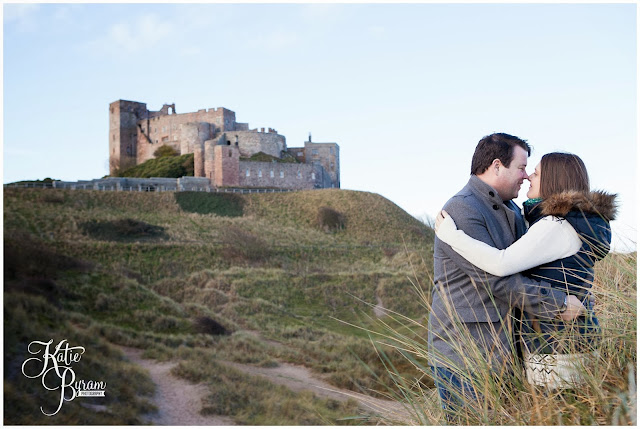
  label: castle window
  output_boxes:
[246,169,250,177]
[312,149,318,156]
[270,170,274,178]
[258,170,262,178]
[280,171,284,178]
[297,171,302,179]
[312,172,316,180]
[229,151,232,157]
[174,136,178,141]
[112,134,116,141]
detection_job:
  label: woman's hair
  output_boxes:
[539,152,590,199]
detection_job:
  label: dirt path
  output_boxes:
[221,360,412,424]
[121,344,418,425]
[374,293,388,318]
[120,347,234,426]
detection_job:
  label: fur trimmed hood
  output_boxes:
[539,190,618,221]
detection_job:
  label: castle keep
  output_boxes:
[109,100,340,190]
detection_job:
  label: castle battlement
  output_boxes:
[109,99,340,190]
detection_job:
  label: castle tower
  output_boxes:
[181,122,212,177]
[213,145,240,187]
[109,100,148,174]
[304,141,340,188]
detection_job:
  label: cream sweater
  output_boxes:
[436,215,582,276]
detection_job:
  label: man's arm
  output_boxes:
[440,197,566,319]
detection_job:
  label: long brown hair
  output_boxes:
[539,152,590,199]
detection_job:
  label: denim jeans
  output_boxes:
[431,366,478,421]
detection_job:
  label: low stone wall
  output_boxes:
[53,177,188,191]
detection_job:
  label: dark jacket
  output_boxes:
[520,190,617,354]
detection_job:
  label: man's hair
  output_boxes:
[470,133,532,175]
[539,152,590,199]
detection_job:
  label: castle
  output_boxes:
[109,100,340,190]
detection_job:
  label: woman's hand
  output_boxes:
[435,209,450,234]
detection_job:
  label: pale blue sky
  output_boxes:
[3,3,637,251]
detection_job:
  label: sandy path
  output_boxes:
[221,360,412,424]
[374,293,388,318]
[121,343,419,425]
[121,347,234,426]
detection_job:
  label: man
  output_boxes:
[427,133,585,415]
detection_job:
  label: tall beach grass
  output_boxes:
[362,249,636,425]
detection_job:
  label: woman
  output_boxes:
[435,152,617,389]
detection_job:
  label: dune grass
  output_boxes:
[4,187,432,425]
[360,250,637,425]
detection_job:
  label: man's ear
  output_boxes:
[492,159,502,175]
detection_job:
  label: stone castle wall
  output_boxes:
[230,130,285,158]
[238,161,323,190]
[109,99,340,190]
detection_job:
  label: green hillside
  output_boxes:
[4,188,434,425]
[114,153,194,178]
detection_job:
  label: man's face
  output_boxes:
[495,146,529,201]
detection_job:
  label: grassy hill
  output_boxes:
[4,187,434,425]
[114,153,194,178]
[6,187,635,425]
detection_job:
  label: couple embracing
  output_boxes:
[428,133,616,416]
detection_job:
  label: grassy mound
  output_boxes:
[244,189,433,245]
[3,187,434,425]
[116,153,194,178]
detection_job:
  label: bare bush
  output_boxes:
[317,206,345,232]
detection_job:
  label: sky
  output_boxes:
[2,2,637,252]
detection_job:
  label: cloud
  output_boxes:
[3,3,40,31]
[299,4,342,21]
[87,13,174,56]
[245,29,300,53]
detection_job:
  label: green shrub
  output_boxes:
[193,316,230,336]
[4,232,91,281]
[175,192,244,217]
[220,226,271,263]
[239,151,300,164]
[317,206,345,232]
[79,219,167,242]
[117,154,194,178]
[153,144,180,158]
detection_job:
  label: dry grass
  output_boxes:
[4,187,433,425]
[364,250,637,425]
